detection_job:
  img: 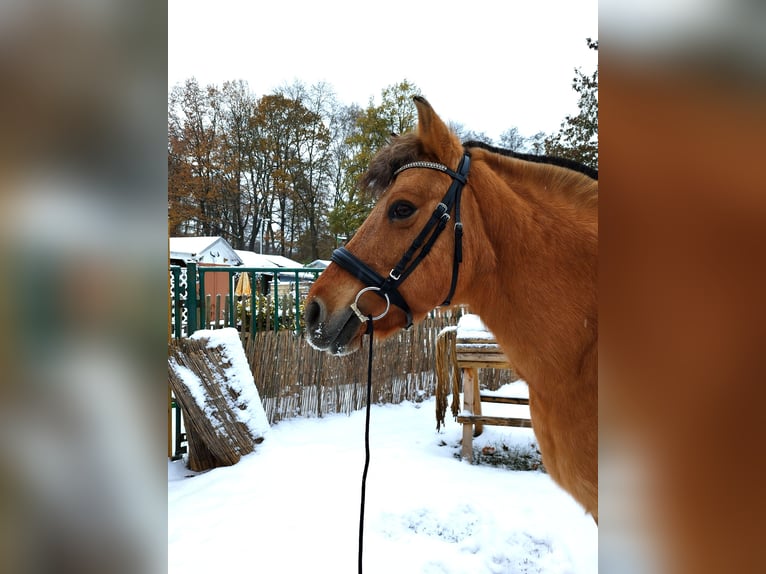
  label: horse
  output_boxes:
[304,96,598,522]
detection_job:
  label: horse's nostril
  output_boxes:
[304,299,322,327]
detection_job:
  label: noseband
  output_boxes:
[331,151,471,329]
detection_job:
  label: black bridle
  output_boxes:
[331,151,471,329]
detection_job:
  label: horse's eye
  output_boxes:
[389,201,416,220]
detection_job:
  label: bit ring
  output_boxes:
[350,286,390,322]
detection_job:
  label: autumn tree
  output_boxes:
[168,128,196,236]
[215,80,258,249]
[325,102,362,248]
[250,93,297,255]
[169,78,264,248]
[168,78,222,237]
[277,81,335,261]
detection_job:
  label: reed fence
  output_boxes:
[243,309,515,425]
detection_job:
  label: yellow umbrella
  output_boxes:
[234,271,252,296]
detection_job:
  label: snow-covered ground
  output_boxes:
[168,394,597,573]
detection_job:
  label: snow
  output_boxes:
[184,328,270,439]
[484,380,530,400]
[169,236,243,265]
[169,236,221,256]
[168,394,596,573]
[234,249,303,269]
[456,314,496,340]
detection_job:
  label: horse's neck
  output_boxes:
[464,162,598,390]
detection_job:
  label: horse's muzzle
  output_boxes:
[304,298,364,356]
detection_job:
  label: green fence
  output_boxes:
[169,262,323,339]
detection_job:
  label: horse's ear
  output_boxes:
[414,96,462,165]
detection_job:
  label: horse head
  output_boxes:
[305,97,470,354]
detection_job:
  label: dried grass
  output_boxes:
[168,337,266,471]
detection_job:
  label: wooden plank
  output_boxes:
[461,367,477,461]
[456,348,507,356]
[457,415,533,428]
[455,349,505,354]
[456,360,512,369]
[456,337,499,345]
[456,340,509,367]
[457,351,508,363]
[479,394,529,405]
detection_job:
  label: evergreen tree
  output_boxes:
[545,39,598,170]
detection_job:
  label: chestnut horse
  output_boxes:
[305,97,598,522]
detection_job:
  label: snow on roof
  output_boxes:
[169,236,242,265]
[305,259,330,269]
[169,236,218,256]
[234,250,278,268]
[234,250,303,269]
[263,254,303,268]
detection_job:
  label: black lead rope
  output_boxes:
[358,316,374,574]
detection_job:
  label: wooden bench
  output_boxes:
[451,317,532,462]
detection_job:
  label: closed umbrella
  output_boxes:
[234,271,252,296]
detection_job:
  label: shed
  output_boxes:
[234,250,309,293]
[169,236,243,266]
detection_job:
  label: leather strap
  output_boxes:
[331,151,471,329]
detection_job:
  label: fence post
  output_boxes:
[228,271,236,328]
[273,275,279,330]
[187,262,198,334]
[199,269,207,330]
[294,271,301,333]
[250,272,257,337]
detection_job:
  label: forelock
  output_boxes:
[360,133,425,196]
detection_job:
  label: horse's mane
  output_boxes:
[463,140,598,181]
[360,133,598,197]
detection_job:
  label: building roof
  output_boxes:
[305,259,330,269]
[169,236,242,265]
[234,250,302,269]
[264,253,303,268]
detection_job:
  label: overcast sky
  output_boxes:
[168,0,598,142]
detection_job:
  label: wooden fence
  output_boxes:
[243,309,515,424]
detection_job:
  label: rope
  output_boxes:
[358,316,374,574]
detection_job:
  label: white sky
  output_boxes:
[168,0,598,141]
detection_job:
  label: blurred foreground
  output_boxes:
[600,1,766,573]
[0,1,167,573]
